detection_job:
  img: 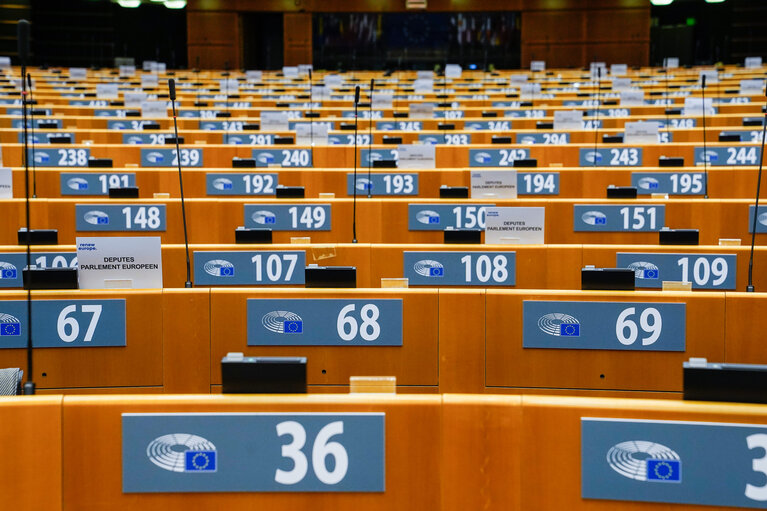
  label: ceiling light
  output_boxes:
[116,0,141,6]
[650,0,674,5]
[165,0,186,8]
[705,0,725,3]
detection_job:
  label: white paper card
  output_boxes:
[310,85,330,101]
[124,92,148,108]
[0,167,11,198]
[141,73,159,88]
[96,83,119,99]
[699,69,719,84]
[624,121,659,145]
[76,236,163,289]
[140,100,167,118]
[69,67,87,80]
[371,92,393,109]
[530,60,546,72]
[416,70,433,79]
[612,78,632,91]
[295,122,328,146]
[745,57,763,68]
[0,57,11,69]
[246,70,263,81]
[741,79,765,96]
[324,74,343,88]
[471,170,517,199]
[553,110,583,131]
[620,90,645,106]
[683,97,714,116]
[298,64,313,76]
[397,144,435,169]
[485,207,545,244]
[520,82,541,99]
[510,74,529,83]
[610,64,628,76]
[413,78,434,93]
[282,66,299,78]
[119,65,136,77]
[261,111,289,131]
[142,61,156,71]
[219,79,239,93]
[663,57,679,69]
[445,64,462,78]
[409,102,434,118]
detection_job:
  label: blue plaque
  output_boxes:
[60,173,136,196]
[328,134,371,145]
[224,133,275,145]
[631,172,706,195]
[517,172,559,195]
[346,173,418,196]
[0,298,126,347]
[206,173,278,196]
[289,121,333,130]
[122,133,174,145]
[418,133,472,145]
[433,109,464,119]
[28,148,90,167]
[403,251,515,286]
[465,120,512,131]
[247,298,402,346]
[199,120,245,131]
[469,148,530,167]
[342,110,384,119]
[579,148,643,166]
[583,418,767,508]
[616,252,736,290]
[140,148,203,167]
[107,119,153,130]
[0,252,77,288]
[515,132,570,145]
[504,109,547,118]
[574,204,665,232]
[360,148,398,165]
[243,204,331,231]
[194,250,306,285]
[12,118,62,129]
[252,149,313,167]
[123,413,384,493]
[523,300,685,351]
[408,203,494,231]
[375,120,422,131]
[695,146,761,166]
[18,132,75,144]
[75,204,166,232]
[748,205,767,233]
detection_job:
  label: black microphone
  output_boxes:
[308,68,313,145]
[27,73,36,198]
[352,85,360,243]
[367,78,374,198]
[18,19,33,395]
[592,66,601,167]
[169,78,192,288]
[701,74,709,198]
[746,88,767,292]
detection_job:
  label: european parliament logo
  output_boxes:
[473,151,493,164]
[67,177,89,190]
[111,122,128,130]
[366,152,383,163]
[606,440,681,483]
[262,310,303,334]
[422,136,441,144]
[145,151,165,164]
[519,136,537,144]
[84,210,110,225]
[0,313,21,336]
[538,313,580,337]
[204,259,234,277]
[252,210,277,225]
[256,153,275,165]
[212,178,234,191]
[227,136,244,145]
[0,262,18,279]
[146,434,217,473]
[201,123,218,130]
[34,152,50,164]
[628,261,659,279]
[581,211,607,225]
[759,212,767,227]
[355,178,372,191]
[467,123,485,130]
[414,259,444,277]
[127,136,144,145]
[699,150,718,163]
[637,177,660,190]
[416,210,440,225]
[584,151,603,164]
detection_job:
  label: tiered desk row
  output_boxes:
[0,64,765,396]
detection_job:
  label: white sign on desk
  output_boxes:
[261,111,289,131]
[311,85,330,101]
[520,83,541,98]
[683,97,714,116]
[372,92,393,109]
[119,65,136,77]
[124,92,148,108]
[416,70,433,80]
[324,74,343,88]
[612,78,632,92]
[298,64,313,76]
[0,57,11,69]
[295,122,328,146]
[445,64,462,78]
[409,102,434,118]
[510,74,528,83]
[413,78,434,93]
[397,144,435,169]
[624,121,659,145]
[699,69,719,84]
[69,67,87,80]
[610,64,628,76]
[246,70,263,82]
[76,236,163,289]
[96,83,119,99]
[282,66,299,78]
[740,79,765,96]
[745,57,763,69]
[141,101,167,118]
[620,90,645,106]
[554,110,583,131]
[485,207,545,244]
[663,57,679,69]
[530,60,546,72]
[471,170,517,199]
[219,79,239,94]
[141,73,159,88]
[0,167,12,198]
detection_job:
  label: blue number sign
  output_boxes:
[574,204,665,232]
[193,251,306,285]
[616,252,736,290]
[243,204,331,231]
[60,173,136,196]
[75,204,166,232]
[403,251,515,286]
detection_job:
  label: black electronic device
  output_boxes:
[372,160,397,168]
[719,133,741,142]
[242,123,260,130]
[108,186,139,199]
[215,111,231,118]
[744,118,764,127]
[47,135,71,144]
[444,229,482,244]
[17,228,57,245]
[602,134,623,144]
[232,158,256,168]
[492,136,512,144]
[340,123,356,131]
[581,267,635,291]
[513,158,538,168]
[23,267,78,290]
[482,111,498,118]
[235,227,272,244]
[142,122,161,130]
[305,266,357,288]
[273,136,294,145]
[393,112,409,118]
[87,158,113,168]
[275,186,305,199]
[665,108,682,115]
[438,123,455,130]
[536,122,553,130]
[684,361,767,404]
[222,354,307,394]
[169,78,192,288]
[165,136,184,144]
[659,156,684,167]
[382,136,402,144]
[439,186,468,199]
[659,228,699,245]
[606,186,637,199]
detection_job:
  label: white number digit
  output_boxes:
[359,304,380,341]
[712,257,728,286]
[57,304,79,343]
[616,307,638,345]
[639,307,661,345]
[747,434,767,501]
[275,421,308,485]
[312,422,348,485]
[337,304,357,341]
[81,304,102,343]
